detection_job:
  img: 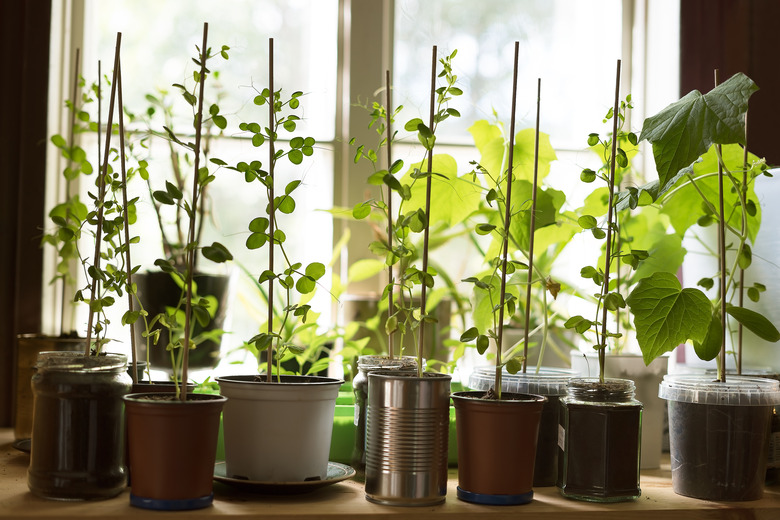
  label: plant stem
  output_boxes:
[181,23,209,399]
[385,69,395,360]
[737,112,748,375]
[522,76,541,374]
[85,35,121,356]
[60,48,81,337]
[267,37,276,383]
[116,57,138,383]
[598,59,621,384]
[714,69,727,384]
[417,46,437,378]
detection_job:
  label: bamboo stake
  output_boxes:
[598,59,622,384]
[495,42,521,396]
[417,46,437,377]
[522,76,542,374]
[266,37,276,383]
[85,35,121,356]
[61,48,81,337]
[385,69,395,360]
[181,23,210,399]
[715,69,727,383]
[116,57,138,384]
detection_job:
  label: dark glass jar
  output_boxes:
[557,378,642,502]
[28,351,131,500]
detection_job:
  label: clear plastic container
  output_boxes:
[660,374,780,500]
[468,367,576,486]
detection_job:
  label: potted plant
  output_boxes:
[14,50,96,446]
[627,71,780,501]
[564,100,672,470]
[123,51,232,375]
[361,46,459,506]
[453,43,547,505]
[122,24,230,510]
[216,37,343,484]
[28,36,135,501]
[556,60,644,503]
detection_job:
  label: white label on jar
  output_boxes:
[558,424,565,451]
[768,431,780,469]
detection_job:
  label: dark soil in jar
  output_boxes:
[558,402,641,500]
[668,400,772,500]
[534,395,562,487]
[28,369,129,500]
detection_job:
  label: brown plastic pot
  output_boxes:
[452,391,546,505]
[124,392,226,510]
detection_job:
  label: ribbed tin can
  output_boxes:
[364,370,451,506]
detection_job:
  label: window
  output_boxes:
[45,0,679,379]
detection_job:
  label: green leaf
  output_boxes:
[275,195,296,214]
[580,168,597,183]
[692,312,722,361]
[246,233,267,249]
[152,190,175,205]
[639,73,758,192]
[660,145,762,238]
[202,242,233,263]
[305,262,326,280]
[296,275,316,294]
[460,327,479,343]
[626,272,712,365]
[288,149,303,164]
[347,258,385,283]
[476,334,489,355]
[248,217,269,233]
[578,215,597,229]
[726,306,780,342]
[352,203,371,219]
[401,154,480,227]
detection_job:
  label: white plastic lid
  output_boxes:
[468,366,577,396]
[658,374,780,406]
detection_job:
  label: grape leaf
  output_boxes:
[626,272,712,364]
[639,72,757,194]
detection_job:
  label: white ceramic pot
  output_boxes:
[217,374,343,482]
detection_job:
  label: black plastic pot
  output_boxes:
[133,271,231,372]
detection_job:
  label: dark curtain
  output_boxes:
[680,0,780,165]
[0,1,51,426]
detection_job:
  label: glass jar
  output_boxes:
[28,351,131,500]
[351,355,419,475]
[557,378,642,502]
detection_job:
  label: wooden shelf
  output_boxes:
[1,428,778,519]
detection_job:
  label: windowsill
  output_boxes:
[2,428,778,519]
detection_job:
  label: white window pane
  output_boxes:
[90,0,338,141]
[394,0,623,149]
[77,0,337,375]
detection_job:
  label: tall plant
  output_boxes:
[562,60,629,382]
[140,24,233,397]
[230,38,324,382]
[627,72,779,378]
[352,48,465,374]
